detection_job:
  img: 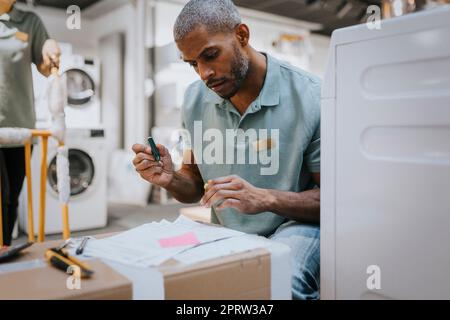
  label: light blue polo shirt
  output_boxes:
[181,54,321,236]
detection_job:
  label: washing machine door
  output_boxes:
[64,68,95,106]
[48,149,95,197]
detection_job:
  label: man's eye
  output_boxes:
[204,52,218,61]
[190,62,198,68]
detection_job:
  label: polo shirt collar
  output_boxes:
[259,54,280,107]
[206,53,281,109]
[204,87,226,110]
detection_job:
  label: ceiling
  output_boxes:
[18,0,100,10]
[18,0,428,35]
[234,0,384,35]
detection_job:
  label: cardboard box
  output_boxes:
[0,240,132,300]
[161,249,271,299]
[0,232,291,300]
[101,234,292,300]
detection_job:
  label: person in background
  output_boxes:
[132,0,321,299]
[0,0,60,246]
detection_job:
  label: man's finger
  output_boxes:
[216,198,241,211]
[137,165,163,177]
[132,143,145,154]
[135,159,160,172]
[156,144,169,157]
[203,189,239,208]
[133,152,156,166]
[132,143,151,155]
[201,182,243,205]
[208,175,238,186]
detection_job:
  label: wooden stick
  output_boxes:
[38,136,48,242]
[62,204,70,240]
[58,141,70,240]
[25,140,35,243]
[26,131,69,242]
[0,171,3,247]
[31,130,52,138]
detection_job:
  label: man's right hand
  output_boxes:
[132,143,174,188]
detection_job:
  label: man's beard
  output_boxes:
[219,45,250,99]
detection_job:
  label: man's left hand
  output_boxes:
[200,175,273,214]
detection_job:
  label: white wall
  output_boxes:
[15,4,96,56]
[309,33,331,78]
[90,2,146,150]
[152,0,330,75]
[152,0,330,72]
[151,0,330,129]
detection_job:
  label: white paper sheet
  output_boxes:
[68,216,245,267]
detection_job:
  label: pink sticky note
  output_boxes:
[158,232,200,248]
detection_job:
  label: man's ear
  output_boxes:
[235,24,250,47]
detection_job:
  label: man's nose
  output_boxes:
[198,64,214,82]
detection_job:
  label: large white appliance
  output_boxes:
[321,6,450,299]
[19,127,108,235]
[33,45,101,129]
[61,54,101,128]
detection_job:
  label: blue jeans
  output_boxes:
[269,220,320,300]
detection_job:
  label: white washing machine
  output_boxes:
[18,127,107,235]
[62,54,101,128]
[321,6,450,299]
[32,46,101,129]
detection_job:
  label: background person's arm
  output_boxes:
[28,12,60,77]
[37,39,61,77]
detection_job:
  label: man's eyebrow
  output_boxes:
[182,47,217,63]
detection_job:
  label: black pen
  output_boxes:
[148,137,161,162]
[76,237,90,255]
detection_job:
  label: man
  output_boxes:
[132,0,321,299]
[0,0,60,246]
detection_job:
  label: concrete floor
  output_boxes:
[14,202,197,245]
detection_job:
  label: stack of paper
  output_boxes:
[68,216,246,267]
[173,234,275,265]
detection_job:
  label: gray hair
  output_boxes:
[174,0,242,42]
